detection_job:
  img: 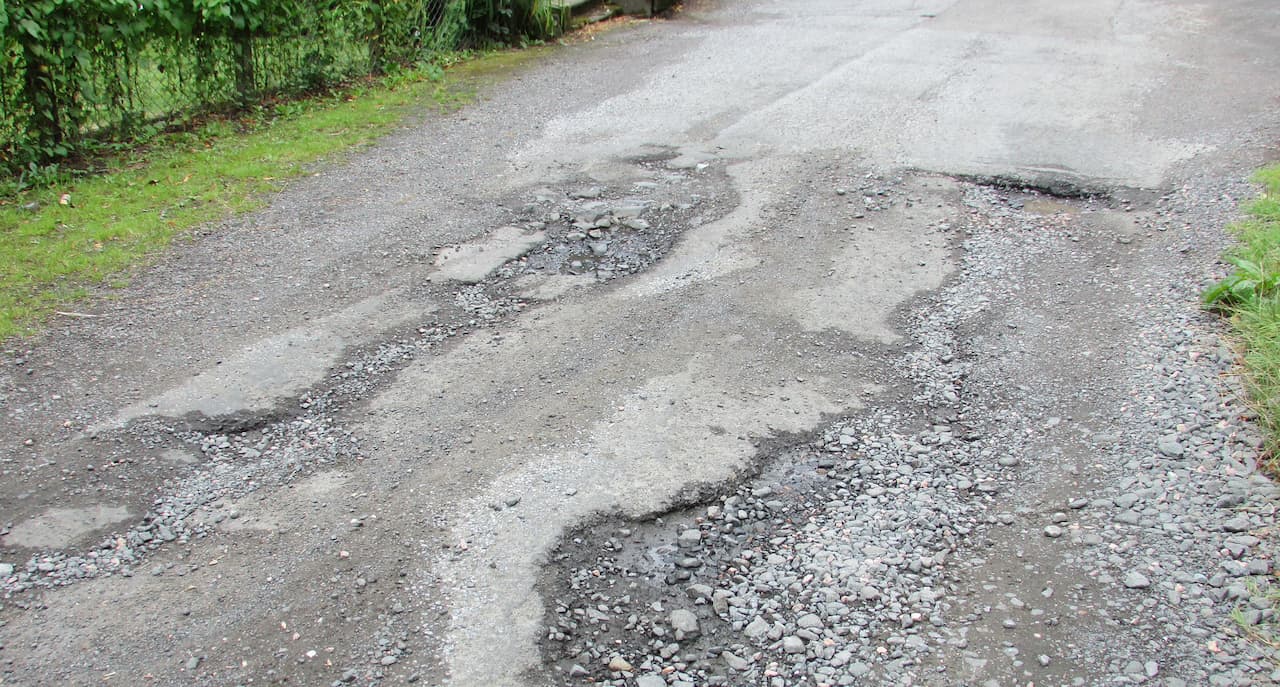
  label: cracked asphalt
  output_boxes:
[2,1,1280,686]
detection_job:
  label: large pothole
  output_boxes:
[0,151,736,601]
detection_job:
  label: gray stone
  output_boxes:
[743,616,771,640]
[712,590,732,614]
[677,529,702,549]
[670,609,699,638]
[1123,571,1152,589]
[1114,511,1141,526]
[685,583,713,600]
[796,613,823,629]
[607,656,633,672]
[722,651,751,671]
[636,676,666,687]
[1157,436,1185,457]
[782,636,805,654]
[1222,515,1253,533]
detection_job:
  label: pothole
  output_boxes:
[0,151,735,604]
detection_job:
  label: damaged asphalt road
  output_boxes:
[3,0,1280,685]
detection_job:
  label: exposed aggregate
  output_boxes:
[539,183,1280,687]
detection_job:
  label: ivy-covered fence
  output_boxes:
[0,0,563,176]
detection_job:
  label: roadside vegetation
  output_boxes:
[1204,163,1280,470]
[0,57,509,339]
[0,0,566,340]
[1,0,565,178]
[1230,579,1280,663]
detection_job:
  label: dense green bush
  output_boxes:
[0,0,563,177]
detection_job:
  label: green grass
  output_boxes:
[1205,163,1280,468]
[0,48,546,340]
[1229,577,1280,665]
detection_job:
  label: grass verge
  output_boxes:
[1204,163,1280,469]
[0,47,546,341]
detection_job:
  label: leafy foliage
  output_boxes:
[1205,166,1280,309]
[0,0,562,177]
[1206,163,1280,465]
[1203,256,1280,308]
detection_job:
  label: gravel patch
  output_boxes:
[537,179,1280,686]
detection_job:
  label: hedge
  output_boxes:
[0,0,564,177]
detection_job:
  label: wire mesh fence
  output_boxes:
[0,0,558,178]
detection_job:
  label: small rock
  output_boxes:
[743,616,771,640]
[677,529,702,549]
[1123,571,1152,589]
[782,636,805,654]
[1215,493,1247,509]
[796,613,823,629]
[1043,525,1064,539]
[722,651,751,671]
[685,584,713,601]
[712,590,732,614]
[607,656,633,672]
[1222,515,1253,533]
[636,676,666,687]
[670,609,699,638]
[1157,436,1184,458]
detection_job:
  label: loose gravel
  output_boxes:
[538,180,1280,686]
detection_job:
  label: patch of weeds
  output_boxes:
[1205,163,1280,469]
[1230,577,1280,663]
[0,49,532,341]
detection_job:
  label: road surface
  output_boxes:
[2,0,1279,685]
